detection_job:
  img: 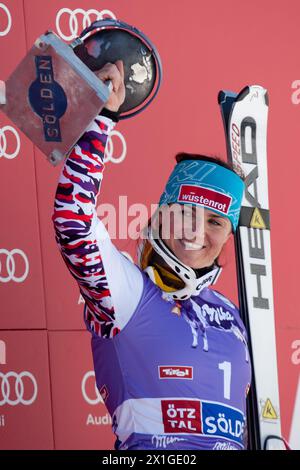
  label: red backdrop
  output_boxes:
[0,0,299,449]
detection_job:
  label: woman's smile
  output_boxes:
[162,204,232,269]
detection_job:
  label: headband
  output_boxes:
[158,160,245,231]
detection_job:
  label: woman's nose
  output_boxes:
[183,220,206,243]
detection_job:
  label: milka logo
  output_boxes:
[185,299,249,361]
[151,435,186,449]
[201,304,234,326]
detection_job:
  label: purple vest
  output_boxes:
[90,271,251,450]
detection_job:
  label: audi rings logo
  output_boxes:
[0,3,12,37]
[0,249,29,283]
[56,8,116,41]
[104,130,127,164]
[0,126,21,160]
[0,371,38,406]
[81,371,103,405]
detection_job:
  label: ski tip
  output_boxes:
[235,86,250,102]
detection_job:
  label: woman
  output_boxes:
[52,61,251,450]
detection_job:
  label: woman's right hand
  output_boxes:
[95,60,126,112]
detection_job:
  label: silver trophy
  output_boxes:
[0,19,162,166]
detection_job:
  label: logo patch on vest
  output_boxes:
[161,399,245,444]
[159,366,193,380]
[161,399,201,433]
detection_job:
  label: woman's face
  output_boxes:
[160,204,232,269]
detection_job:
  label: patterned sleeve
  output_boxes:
[52,115,144,338]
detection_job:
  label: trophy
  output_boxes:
[0,19,162,166]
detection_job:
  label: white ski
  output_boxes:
[218,86,286,450]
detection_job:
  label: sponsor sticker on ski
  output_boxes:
[250,207,266,229]
[261,398,278,420]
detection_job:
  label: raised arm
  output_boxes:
[52,62,144,338]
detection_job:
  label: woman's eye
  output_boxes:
[209,219,221,226]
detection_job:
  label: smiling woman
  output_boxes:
[53,62,251,451]
[138,153,245,299]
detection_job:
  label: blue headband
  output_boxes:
[159,160,245,231]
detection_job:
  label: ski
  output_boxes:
[218,86,286,450]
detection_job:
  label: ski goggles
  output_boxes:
[158,160,245,231]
